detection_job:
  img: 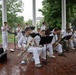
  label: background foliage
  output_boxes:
[0,0,25,29]
[39,0,76,29]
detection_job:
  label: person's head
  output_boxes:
[42,22,46,25]
[53,28,58,34]
[40,30,45,36]
[4,22,7,26]
[17,24,20,27]
[57,28,61,34]
[26,23,28,26]
[24,27,31,36]
[37,28,41,33]
[67,28,71,33]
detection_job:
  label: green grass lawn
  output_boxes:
[0,33,17,44]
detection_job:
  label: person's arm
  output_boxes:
[2,26,7,31]
[34,35,41,46]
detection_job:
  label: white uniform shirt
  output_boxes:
[41,25,46,30]
[62,32,72,37]
[74,33,76,37]
[18,35,34,48]
[16,27,23,38]
[50,33,58,44]
[25,25,30,29]
[73,32,76,38]
[1,25,9,36]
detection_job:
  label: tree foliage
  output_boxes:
[39,0,61,28]
[40,0,76,28]
[0,0,24,29]
[6,0,24,14]
[26,19,32,26]
[66,0,76,22]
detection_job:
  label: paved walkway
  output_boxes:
[0,43,76,75]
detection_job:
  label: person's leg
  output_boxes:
[17,35,20,48]
[73,39,76,47]
[41,46,46,58]
[2,35,7,51]
[27,47,41,66]
[47,44,55,58]
[69,40,75,49]
[5,35,8,50]
[36,47,42,56]
[54,44,63,54]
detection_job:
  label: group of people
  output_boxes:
[1,21,76,68]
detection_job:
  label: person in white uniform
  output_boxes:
[1,22,9,51]
[18,27,42,67]
[37,27,41,34]
[63,28,75,50]
[41,22,47,31]
[50,29,63,56]
[72,29,76,47]
[34,30,55,59]
[16,24,23,48]
[25,23,29,29]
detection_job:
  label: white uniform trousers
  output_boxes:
[42,44,53,57]
[54,44,63,53]
[27,47,42,65]
[65,40,74,49]
[73,38,76,47]
[69,40,74,48]
[2,34,8,50]
[17,33,22,48]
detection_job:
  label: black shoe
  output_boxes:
[58,53,66,57]
[58,53,63,56]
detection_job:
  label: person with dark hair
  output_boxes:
[37,27,41,34]
[1,22,10,51]
[41,22,47,31]
[25,23,29,29]
[34,29,55,59]
[18,27,42,68]
[50,29,63,56]
[63,28,75,50]
[16,24,23,48]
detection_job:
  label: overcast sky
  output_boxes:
[0,0,43,21]
[20,0,43,21]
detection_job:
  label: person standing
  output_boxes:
[25,23,29,29]
[16,24,23,48]
[1,22,9,51]
[41,22,47,31]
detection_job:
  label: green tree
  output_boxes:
[39,0,61,28]
[0,0,24,29]
[66,0,76,28]
[6,0,24,14]
[26,19,32,26]
[40,0,76,28]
